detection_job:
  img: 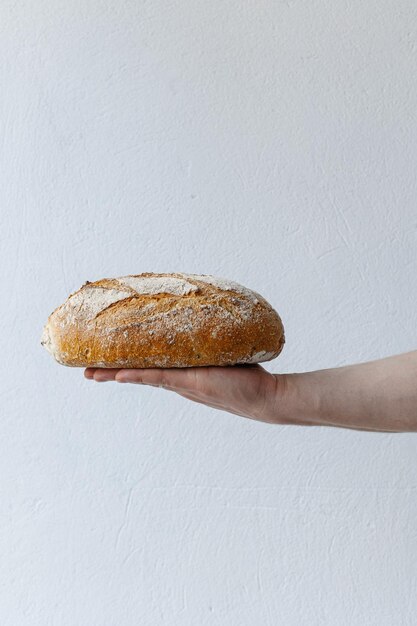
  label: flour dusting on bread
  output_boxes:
[116,275,199,296]
[240,350,278,364]
[182,273,260,303]
[62,286,133,320]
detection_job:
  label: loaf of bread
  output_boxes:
[41,272,285,368]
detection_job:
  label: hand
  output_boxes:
[84,364,289,424]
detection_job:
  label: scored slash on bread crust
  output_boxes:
[41,272,285,368]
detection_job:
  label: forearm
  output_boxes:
[279,350,417,432]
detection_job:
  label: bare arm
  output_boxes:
[84,350,417,433]
[282,350,417,432]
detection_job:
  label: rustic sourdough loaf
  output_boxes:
[41,272,285,368]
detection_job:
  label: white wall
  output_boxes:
[1,1,416,624]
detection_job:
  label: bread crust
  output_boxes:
[41,272,285,368]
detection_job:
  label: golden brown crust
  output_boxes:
[41,272,285,368]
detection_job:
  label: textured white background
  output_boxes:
[1,1,417,624]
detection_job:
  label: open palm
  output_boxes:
[84,364,285,424]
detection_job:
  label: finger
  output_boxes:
[114,367,203,390]
[92,368,121,382]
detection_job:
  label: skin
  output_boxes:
[84,349,417,433]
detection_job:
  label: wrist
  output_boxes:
[267,372,320,427]
[273,368,370,430]
[277,368,366,430]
